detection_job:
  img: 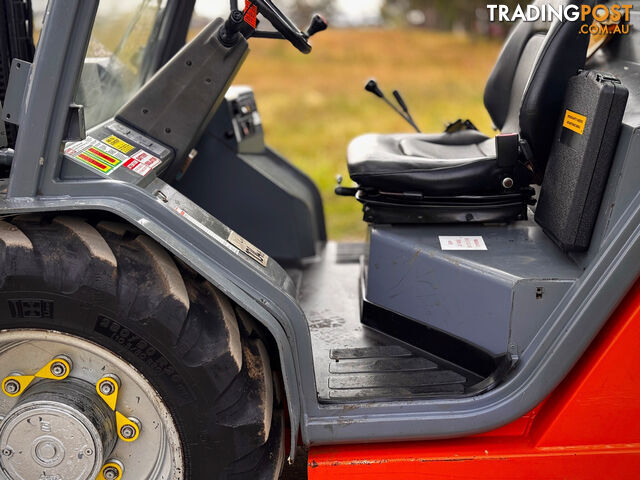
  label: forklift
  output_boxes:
[0,0,638,478]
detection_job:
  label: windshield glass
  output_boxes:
[75,0,168,128]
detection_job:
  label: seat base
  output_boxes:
[357,188,535,224]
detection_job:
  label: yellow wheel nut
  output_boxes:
[99,460,124,480]
[2,378,20,396]
[2,375,34,397]
[116,413,141,442]
[96,374,120,411]
[45,355,72,379]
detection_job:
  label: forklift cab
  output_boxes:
[0,0,638,478]
[164,0,634,407]
[53,0,635,434]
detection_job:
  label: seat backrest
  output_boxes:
[484,0,592,177]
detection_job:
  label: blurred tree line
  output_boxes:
[262,0,531,32]
[280,0,335,25]
[383,0,528,32]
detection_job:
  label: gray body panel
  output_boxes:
[1,0,640,451]
[175,87,326,264]
[367,221,580,355]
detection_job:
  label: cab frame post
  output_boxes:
[7,0,98,198]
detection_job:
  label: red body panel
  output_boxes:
[308,281,640,479]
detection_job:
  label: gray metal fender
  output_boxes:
[0,177,316,461]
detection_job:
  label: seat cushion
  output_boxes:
[399,131,493,159]
[348,130,509,195]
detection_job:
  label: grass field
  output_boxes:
[234,29,503,240]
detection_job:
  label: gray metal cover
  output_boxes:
[367,221,581,354]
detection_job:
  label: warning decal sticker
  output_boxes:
[172,205,269,267]
[103,135,135,154]
[439,236,487,251]
[65,137,128,175]
[243,1,258,28]
[562,110,587,135]
[228,231,269,267]
[174,206,240,255]
[123,150,162,177]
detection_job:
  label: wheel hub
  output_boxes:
[0,330,183,480]
[0,378,116,480]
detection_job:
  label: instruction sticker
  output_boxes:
[123,150,162,177]
[562,109,587,135]
[228,231,269,267]
[439,236,487,251]
[103,135,135,154]
[172,206,269,267]
[64,137,128,175]
[173,206,240,255]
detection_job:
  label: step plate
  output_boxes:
[324,345,469,402]
[297,243,482,405]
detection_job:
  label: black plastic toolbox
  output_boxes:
[535,70,629,252]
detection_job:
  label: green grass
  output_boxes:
[235,29,503,240]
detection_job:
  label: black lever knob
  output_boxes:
[365,79,384,98]
[393,90,409,113]
[306,14,328,38]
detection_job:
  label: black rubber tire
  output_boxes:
[0,215,285,479]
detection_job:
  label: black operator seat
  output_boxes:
[346,0,593,224]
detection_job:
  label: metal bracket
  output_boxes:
[96,375,142,442]
[2,59,85,143]
[1,356,72,397]
[2,59,32,126]
[64,103,86,142]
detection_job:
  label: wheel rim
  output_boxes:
[0,329,184,480]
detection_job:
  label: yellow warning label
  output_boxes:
[103,135,135,154]
[563,110,587,135]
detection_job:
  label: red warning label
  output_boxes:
[123,150,161,177]
[65,136,127,175]
[244,1,258,28]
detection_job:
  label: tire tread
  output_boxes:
[0,215,284,479]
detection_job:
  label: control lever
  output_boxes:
[305,14,328,38]
[393,90,420,133]
[364,78,385,98]
[365,79,421,133]
[253,13,328,40]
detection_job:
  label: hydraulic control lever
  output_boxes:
[365,79,421,133]
[252,13,328,40]
[305,14,328,38]
[392,89,420,132]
